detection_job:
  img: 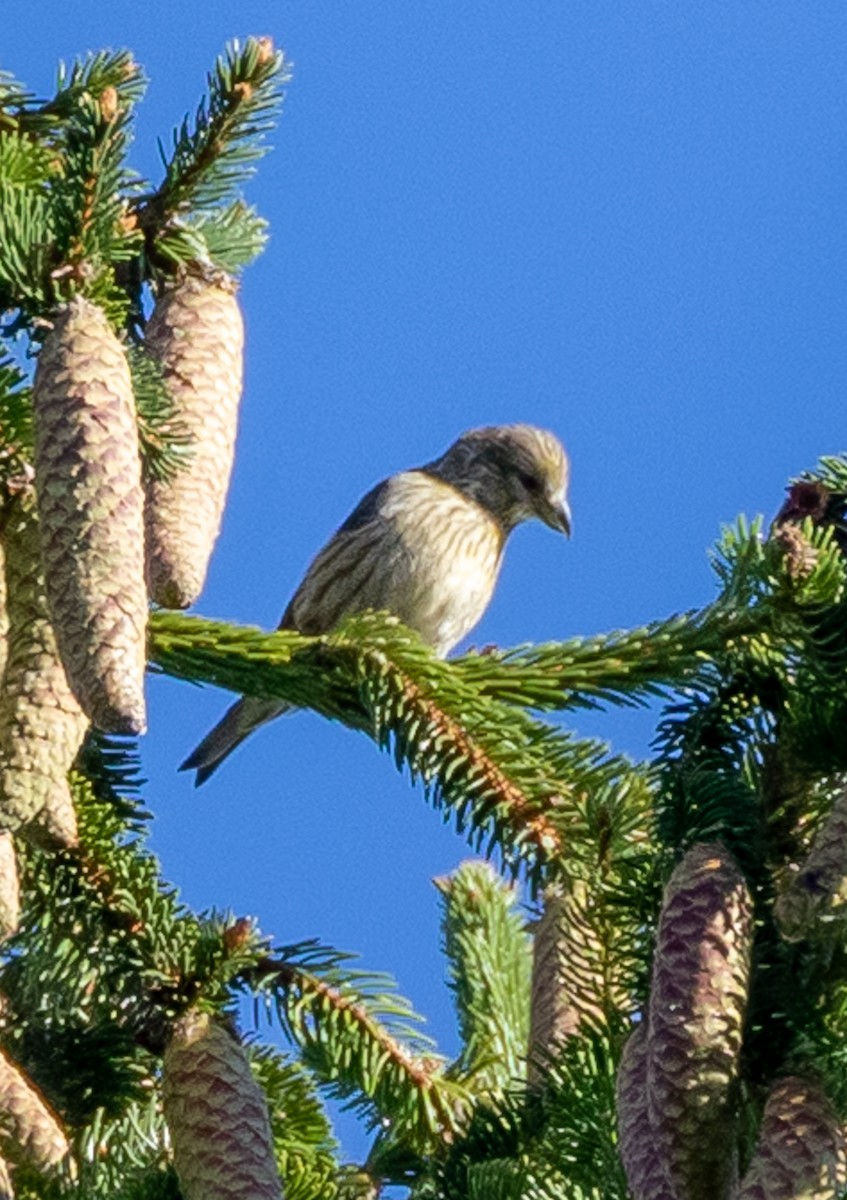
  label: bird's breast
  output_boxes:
[382,474,504,656]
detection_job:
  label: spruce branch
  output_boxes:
[0,133,55,311]
[0,68,33,118]
[125,345,192,485]
[188,200,269,271]
[456,600,765,714]
[150,610,647,874]
[51,50,147,119]
[138,37,289,231]
[248,942,468,1147]
[437,862,531,1093]
[249,1048,340,1200]
[0,356,33,476]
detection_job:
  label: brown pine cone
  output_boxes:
[0,1045,68,1171]
[144,271,244,609]
[0,1153,12,1199]
[162,1009,282,1200]
[0,496,86,840]
[737,1075,846,1199]
[616,1023,676,1200]
[647,843,753,1200]
[528,878,624,1082]
[33,296,147,734]
[0,837,19,944]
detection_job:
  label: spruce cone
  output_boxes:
[33,296,147,734]
[616,1023,675,1200]
[0,837,19,944]
[0,1154,12,1199]
[775,784,847,942]
[0,496,86,839]
[0,1046,68,1170]
[737,1075,847,1199]
[528,879,623,1082]
[144,272,244,608]
[647,842,753,1200]
[162,1009,282,1200]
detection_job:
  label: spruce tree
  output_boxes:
[1,36,847,1200]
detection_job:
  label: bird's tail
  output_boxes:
[180,696,292,786]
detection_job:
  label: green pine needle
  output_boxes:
[142,37,290,224]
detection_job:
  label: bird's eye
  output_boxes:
[518,471,542,494]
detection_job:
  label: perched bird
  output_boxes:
[181,424,571,784]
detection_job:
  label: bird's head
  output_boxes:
[427,424,571,536]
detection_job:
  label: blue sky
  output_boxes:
[7,0,847,1173]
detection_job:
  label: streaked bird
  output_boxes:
[181,424,571,784]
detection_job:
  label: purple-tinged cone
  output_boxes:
[737,1075,847,1199]
[616,1023,676,1200]
[647,842,753,1200]
[0,1045,68,1171]
[163,1009,282,1200]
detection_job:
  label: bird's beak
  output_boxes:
[544,495,572,538]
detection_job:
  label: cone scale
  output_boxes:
[163,1009,282,1200]
[0,496,87,842]
[145,271,244,609]
[737,1076,847,1199]
[616,1023,676,1200]
[0,1046,68,1171]
[33,296,147,734]
[646,842,753,1200]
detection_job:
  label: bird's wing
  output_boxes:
[278,477,397,634]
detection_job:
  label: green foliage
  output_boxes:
[126,345,192,483]
[438,862,531,1092]
[251,939,467,1150]
[149,37,289,217]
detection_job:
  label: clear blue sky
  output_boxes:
[7,0,847,1174]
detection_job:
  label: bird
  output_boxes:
[181,424,572,785]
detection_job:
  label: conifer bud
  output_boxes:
[775,784,847,942]
[647,843,753,1200]
[0,497,87,838]
[144,272,244,609]
[0,1046,68,1171]
[33,296,147,734]
[616,1023,675,1200]
[737,1076,847,1199]
[0,837,18,945]
[162,1009,282,1200]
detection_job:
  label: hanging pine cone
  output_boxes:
[647,842,753,1200]
[162,1009,282,1200]
[775,784,847,942]
[0,1153,12,1200]
[737,1075,847,1199]
[0,1046,68,1171]
[528,878,622,1083]
[33,295,147,734]
[144,271,244,609]
[0,495,87,841]
[616,1023,675,1200]
[0,837,19,945]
